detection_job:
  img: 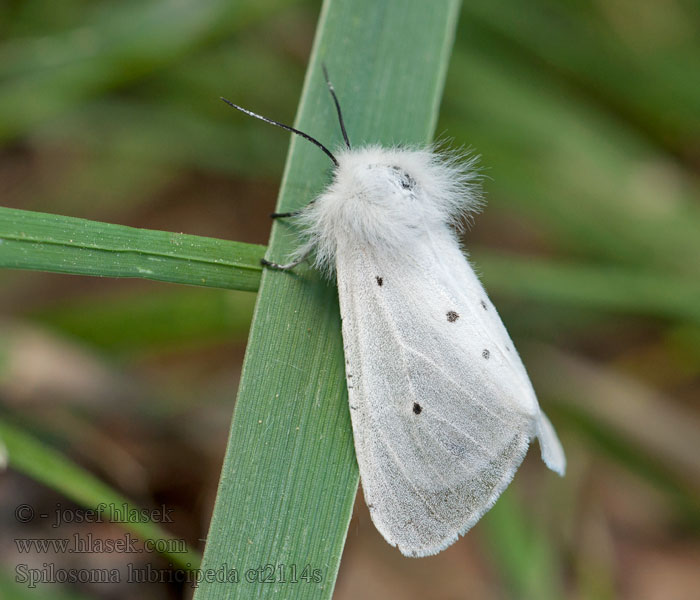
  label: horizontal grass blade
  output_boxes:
[0,207,264,292]
[4,205,697,328]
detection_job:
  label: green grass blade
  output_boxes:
[0,419,201,569]
[0,207,264,292]
[193,1,460,598]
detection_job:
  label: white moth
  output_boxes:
[222,69,566,558]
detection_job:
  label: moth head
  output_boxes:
[365,163,419,203]
[305,146,482,268]
[333,148,426,210]
[334,146,482,226]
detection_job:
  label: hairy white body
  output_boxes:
[288,146,565,557]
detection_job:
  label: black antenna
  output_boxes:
[322,63,351,149]
[220,97,339,167]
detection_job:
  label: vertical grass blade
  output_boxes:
[194,1,461,598]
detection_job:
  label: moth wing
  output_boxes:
[336,235,563,557]
[535,411,566,476]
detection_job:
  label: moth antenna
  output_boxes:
[220,97,339,167]
[321,63,351,149]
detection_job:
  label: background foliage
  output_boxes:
[1,0,699,598]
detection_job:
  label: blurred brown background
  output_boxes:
[1,0,699,598]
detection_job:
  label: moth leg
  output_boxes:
[270,199,315,219]
[261,247,312,271]
[270,210,299,219]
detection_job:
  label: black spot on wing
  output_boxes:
[480,300,487,310]
[482,349,490,359]
[446,311,459,322]
[376,276,383,286]
[412,402,422,415]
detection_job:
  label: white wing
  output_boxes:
[336,229,565,557]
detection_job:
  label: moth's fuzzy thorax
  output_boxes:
[293,145,482,275]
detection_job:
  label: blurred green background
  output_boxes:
[1,0,699,598]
